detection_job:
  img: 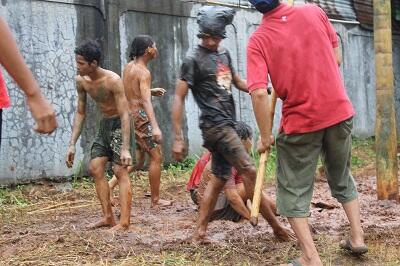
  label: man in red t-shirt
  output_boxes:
[247,1,367,265]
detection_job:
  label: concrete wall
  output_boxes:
[0,0,104,183]
[0,0,399,183]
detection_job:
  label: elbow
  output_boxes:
[251,89,269,103]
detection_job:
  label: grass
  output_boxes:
[0,185,29,207]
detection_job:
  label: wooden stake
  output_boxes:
[374,0,399,200]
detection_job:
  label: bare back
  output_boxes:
[123,61,150,112]
[77,69,122,118]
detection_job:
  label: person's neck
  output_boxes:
[199,44,219,52]
[134,56,150,67]
[87,67,104,81]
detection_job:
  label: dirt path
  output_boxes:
[1,172,400,265]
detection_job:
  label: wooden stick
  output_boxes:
[250,152,268,226]
[250,90,278,226]
[27,203,96,214]
[27,200,93,214]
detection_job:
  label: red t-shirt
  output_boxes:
[0,70,10,109]
[186,152,243,191]
[247,3,354,134]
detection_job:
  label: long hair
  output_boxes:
[129,35,154,60]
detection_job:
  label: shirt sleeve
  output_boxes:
[316,6,339,48]
[180,57,196,88]
[246,38,269,94]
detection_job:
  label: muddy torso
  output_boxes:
[79,71,120,118]
[123,61,147,113]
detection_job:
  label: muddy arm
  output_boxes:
[233,74,248,93]
[69,79,87,146]
[224,187,251,220]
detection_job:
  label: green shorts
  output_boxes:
[91,116,135,165]
[276,117,358,218]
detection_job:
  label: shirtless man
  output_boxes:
[120,35,171,208]
[108,87,165,205]
[65,40,133,231]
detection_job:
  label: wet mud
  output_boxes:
[1,171,399,265]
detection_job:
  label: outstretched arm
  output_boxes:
[112,78,132,166]
[139,71,162,143]
[0,18,57,134]
[171,80,189,161]
[66,79,87,168]
[151,87,166,97]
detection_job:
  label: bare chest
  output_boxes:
[84,82,114,104]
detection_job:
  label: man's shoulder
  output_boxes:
[105,69,121,80]
[217,46,230,55]
[104,70,123,87]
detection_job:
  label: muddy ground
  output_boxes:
[1,166,400,265]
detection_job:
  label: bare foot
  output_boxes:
[191,235,218,245]
[274,227,296,242]
[151,199,174,208]
[107,223,130,233]
[110,196,119,207]
[86,218,116,229]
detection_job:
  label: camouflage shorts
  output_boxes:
[91,116,134,165]
[132,109,158,152]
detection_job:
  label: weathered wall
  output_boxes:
[0,0,104,183]
[0,0,400,184]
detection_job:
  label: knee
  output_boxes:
[151,148,163,163]
[112,165,128,179]
[89,162,102,179]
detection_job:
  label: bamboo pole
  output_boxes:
[373,0,399,200]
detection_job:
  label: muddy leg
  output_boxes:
[259,192,295,241]
[134,147,146,171]
[88,157,116,228]
[287,217,323,266]
[109,164,132,231]
[108,175,119,206]
[342,198,366,248]
[148,146,172,207]
[193,176,226,244]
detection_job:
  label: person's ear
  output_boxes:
[91,60,98,67]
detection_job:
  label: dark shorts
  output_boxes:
[132,108,157,152]
[202,125,254,180]
[91,116,133,165]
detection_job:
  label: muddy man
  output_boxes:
[65,40,133,231]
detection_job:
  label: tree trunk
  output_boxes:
[374,0,399,201]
